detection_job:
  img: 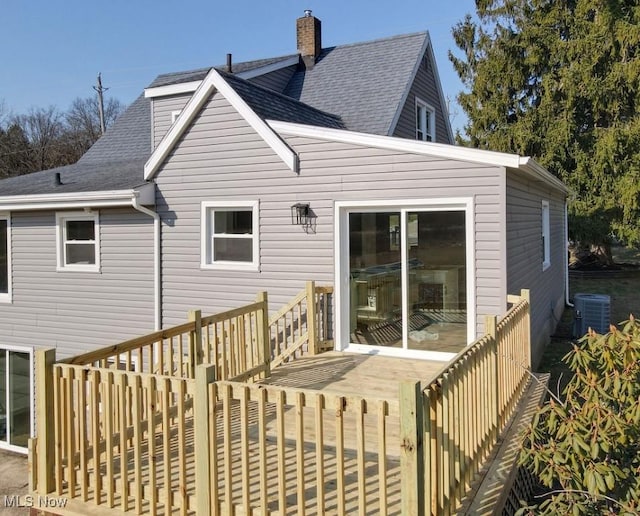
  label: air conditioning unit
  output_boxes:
[573,293,611,337]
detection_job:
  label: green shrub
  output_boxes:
[519,317,640,514]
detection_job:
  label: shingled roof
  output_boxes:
[221,72,345,130]
[0,29,432,196]
[285,32,428,135]
[148,54,299,88]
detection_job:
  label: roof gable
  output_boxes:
[144,68,301,179]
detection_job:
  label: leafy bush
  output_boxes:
[519,317,640,514]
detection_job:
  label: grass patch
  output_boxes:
[537,246,640,396]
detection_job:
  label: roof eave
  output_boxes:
[0,183,155,211]
[268,120,568,194]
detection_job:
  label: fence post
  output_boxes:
[256,291,271,378]
[35,348,56,494]
[400,381,425,516]
[520,289,531,369]
[188,309,203,377]
[485,314,499,439]
[306,281,318,355]
[194,364,216,515]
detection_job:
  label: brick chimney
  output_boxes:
[296,10,321,70]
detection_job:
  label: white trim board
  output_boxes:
[269,120,568,194]
[333,197,477,359]
[144,67,298,179]
[143,56,299,99]
[0,184,155,212]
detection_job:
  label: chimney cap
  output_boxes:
[304,9,313,17]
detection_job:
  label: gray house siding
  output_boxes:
[247,65,297,93]
[506,171,566,367]
[0,208,154,359]
[392,54,451,144]
[152,94,192,149]
[155,92,505,339]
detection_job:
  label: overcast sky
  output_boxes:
[0,0,476,134]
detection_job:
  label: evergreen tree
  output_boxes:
[450,1,640,259]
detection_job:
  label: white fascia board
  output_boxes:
[387,33,430,137]
[426,34,455,143]
[270,120,568,194]
[237,56,300,79]
[519,158,569,195]
[145,67,298,179]
[0,184,154,211]
[144,80,202,98]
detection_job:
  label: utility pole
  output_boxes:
[93,73,108,135]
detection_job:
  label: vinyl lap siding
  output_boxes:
[506,171,566,366]
[152,94,192,149]
[0,209,154,359]
[155,92,504,338]
[247,65,297,93]
[392,55,451,144]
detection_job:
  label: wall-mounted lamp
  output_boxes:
[291,203,310,225]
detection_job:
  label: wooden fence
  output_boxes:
[400,289,531,516]
[195,371,400,515]
[61,294,270,383]
[269,281,333,367]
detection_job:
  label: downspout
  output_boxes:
[564,200,573,308]
[132,193,161,330]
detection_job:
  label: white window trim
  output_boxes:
[200,201,259,271]
[334,197,476,360]
[55,211,100,272]
[0,344,34,455]
[0,212,11,304]
[415,97,436,142]
[170,110,181,124]
[542,200,551,271]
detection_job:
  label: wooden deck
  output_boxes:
[40,352,444,516]
[259,351,444,397]
[31,286,534,516]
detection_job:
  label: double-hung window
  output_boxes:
[201,201,259,270]
[0,214,10,302]
[415,98,435,142]
[56,212,100,272]
[542,201,551,270]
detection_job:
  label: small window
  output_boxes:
[56,212,100,272]
[201,201,259,270]
[542,201,551,270]
[0,214,11,303]
[171,110,181,124]
[415,98,435,142]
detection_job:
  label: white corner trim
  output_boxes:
[269,120,568,194]
[144,80,203,98]
[237,55,300,79]
[144,68,298,179]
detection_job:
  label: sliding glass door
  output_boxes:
[343,202,472,357]
[0,347,33,451]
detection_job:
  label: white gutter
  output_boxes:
[131,193,161,331]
